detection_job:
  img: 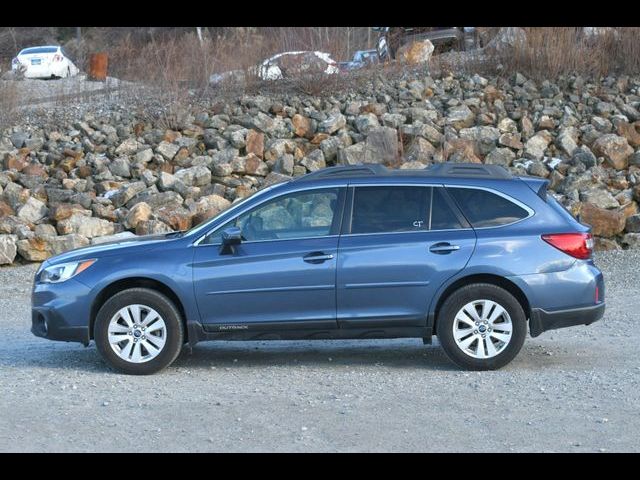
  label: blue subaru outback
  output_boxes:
[31,163,605,374]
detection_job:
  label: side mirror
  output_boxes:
[220,226,242,254]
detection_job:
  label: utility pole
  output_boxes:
[76,27,81,43]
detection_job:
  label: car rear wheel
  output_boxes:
[94,288,184,375]
[437,283,527,370]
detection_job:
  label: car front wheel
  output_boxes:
[94,288,184,375]
[437,283,527,370]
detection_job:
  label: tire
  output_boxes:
[94,288,184,375]
[436,283,527,371]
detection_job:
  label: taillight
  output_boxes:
[53,54,63,62]
[541,232,593,260]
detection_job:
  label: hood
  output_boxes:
[44,232,183,266]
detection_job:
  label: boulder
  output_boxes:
[446,104,475,129]
[124,202,152,230]
[136,219,174,235]
[57,214,115,238]
[0,234,17,265]
[398,39,434,65]
[318,113,346,135]
[299,149,326,172]
[622,233,640,249]
[245,129,265,158]
[292,114,312,138]
[580,188,620,210]
[115,138,140,156]
[17,197,48,224]
[592,134,633,170]
[174,165,212,187]
[579,203,626,237]
[485,148,515,167]
[625,214,640,233]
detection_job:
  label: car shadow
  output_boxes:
[3,337,600,374]
[173,338,458,371]
[4,337,460,373]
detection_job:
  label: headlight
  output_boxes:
[38,259,97,284]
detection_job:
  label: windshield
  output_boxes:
[185,183,285,239]
[20,47,58,55]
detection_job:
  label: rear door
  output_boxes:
[336,184,476,328]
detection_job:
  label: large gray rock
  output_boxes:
[459,126,500,155]
[524,132,552,160]
[0,234,17,265]
[446,104,475,129]
[115,138,140,156]
[622,233,640,249]
[16,234,89,261]
[625,214,640,233]
[485,147,515,167]
[299,150,326,172]
[174,166,212,187]
[57,214,115,238]
[319,113,346,134]
[156,141,180,161]
[17,197,48,224]
[580,188,620,210]
[354,113,380,135]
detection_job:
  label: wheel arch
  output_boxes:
[431,273,531,334]
[90,277,188,341]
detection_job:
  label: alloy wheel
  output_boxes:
[107,304,167,363]
[452,299,513,359]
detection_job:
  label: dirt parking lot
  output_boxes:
[0,250,638,452]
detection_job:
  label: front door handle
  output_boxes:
[429,242,460,254]
[303,252,335,264]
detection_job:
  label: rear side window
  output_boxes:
[430,188,463,230]
[349,186,463,234]
[447,187,529,228]
[351,186,428,234]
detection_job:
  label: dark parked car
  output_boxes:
[338,49,379,72]
[32,163,605,374]
[374,27,481,61]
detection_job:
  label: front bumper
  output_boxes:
[31,278,92,345]
[529,302,605,337]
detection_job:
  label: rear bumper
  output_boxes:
[529,302,605,337]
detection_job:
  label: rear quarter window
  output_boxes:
[447,187,530,228]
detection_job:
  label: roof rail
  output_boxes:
[423,163,512,179]
[295,164,389,181]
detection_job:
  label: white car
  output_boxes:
[257,51,339,80]
[11,45,80,79]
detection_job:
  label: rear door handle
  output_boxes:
[303,252,335,264]
[429,243,460,254]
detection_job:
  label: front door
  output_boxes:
[337,185,476,327]
[193,187,345,329]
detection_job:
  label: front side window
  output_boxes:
[447,187,529,228]
[203,188,341,244]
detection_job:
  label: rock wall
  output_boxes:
[1,71,640,266]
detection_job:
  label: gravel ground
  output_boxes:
[0,251,638,452]
[2,74,130,105]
